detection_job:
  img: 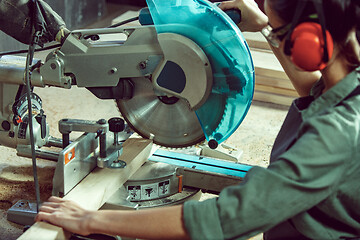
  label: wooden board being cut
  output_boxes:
[18,138,153,240]
[255,75,295,90]
[255,83,299,98]
[243,32,298,106]
[253,91,294,106]
[242,32,271,50]
[251,49,289,80]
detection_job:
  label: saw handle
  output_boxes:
[224,9,242,24]
[139,5,241,25]
[214,2,242,24]
[139,7,153,26]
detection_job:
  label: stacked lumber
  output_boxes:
[243,32,298,106]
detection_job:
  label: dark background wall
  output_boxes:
[0,0,265,52]
[112,0,264,8]
[47,0,107,30]
[109,0,146,7]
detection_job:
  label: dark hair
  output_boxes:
[269,0,360,66]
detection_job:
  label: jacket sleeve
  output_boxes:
[0,0,66,44]
[183,112,354,240]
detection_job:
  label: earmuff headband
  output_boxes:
[312,0,329,62]
[284,0,307,55]
[284,0,329,63]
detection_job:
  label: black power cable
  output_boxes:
[108,16,139,28]
[25,0,47,213]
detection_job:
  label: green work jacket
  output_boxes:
[183,67,360,239]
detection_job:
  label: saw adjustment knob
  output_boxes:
[108,117,125,133]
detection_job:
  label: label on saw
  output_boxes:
[64,147,76,165]
[127,179,171,201]
[159,180,170,196]
[128,185,141,201]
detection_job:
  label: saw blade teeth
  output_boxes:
[214,100,229,134]
[115,77,205,148]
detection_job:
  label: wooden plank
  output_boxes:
[19,222,69,240]
[255,74,294,90]
[250,49,289,80]
[253,91,295,106]
[18,138,153,240]
[243,32,271,50]
[255,83,299,98]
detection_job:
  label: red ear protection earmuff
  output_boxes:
[283,0,334,72]
[290,22,334,71]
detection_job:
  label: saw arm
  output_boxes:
[39,24,214,147]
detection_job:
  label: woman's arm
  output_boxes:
[220,0,321,96]
[36,196,190,240]
[269,45,321,96]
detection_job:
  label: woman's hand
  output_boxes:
[36,197,189,239]
[219,0,268,32]
[35,196,95,236]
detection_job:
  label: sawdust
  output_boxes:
[0,163,56,239]
[0,165,55,210]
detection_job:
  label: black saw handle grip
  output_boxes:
[214,2,242,24]
[225,9,242,24]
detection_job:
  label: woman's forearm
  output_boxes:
[270,44,321,96]
[87,205,190,240]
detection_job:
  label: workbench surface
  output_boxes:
[0,85,288,239]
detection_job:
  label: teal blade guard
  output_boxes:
[146,0,255,146]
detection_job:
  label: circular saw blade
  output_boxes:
[117,77,209,148]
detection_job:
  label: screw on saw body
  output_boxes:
[139,61,147,69]
[109,67,118,75]
[97,119,107,125]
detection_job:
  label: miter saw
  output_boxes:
[3,0,255,226]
